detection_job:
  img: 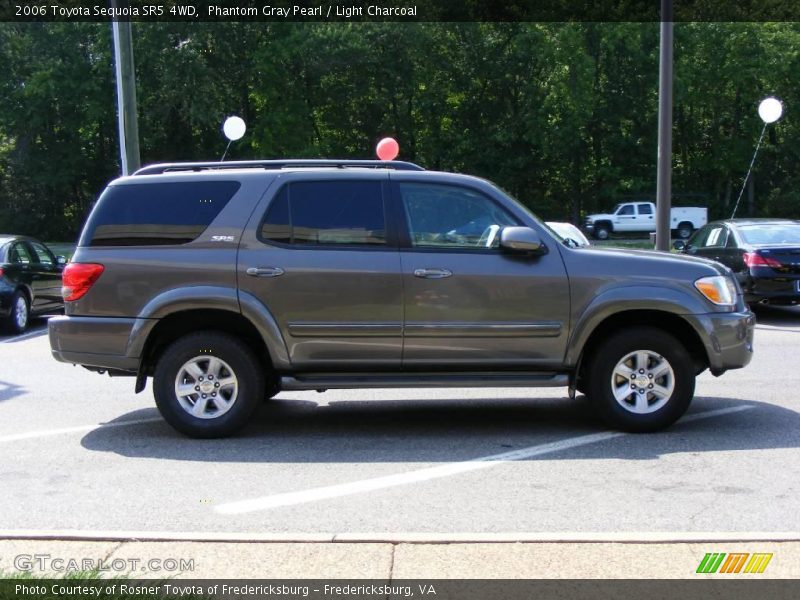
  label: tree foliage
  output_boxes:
[1,22,799,240]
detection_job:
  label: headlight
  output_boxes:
[694,275,736,307]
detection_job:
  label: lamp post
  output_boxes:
[111,0,140,175]
[655,0,673,251]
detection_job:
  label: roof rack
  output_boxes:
[133,159,425,176]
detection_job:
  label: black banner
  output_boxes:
[1,579,799,600]
[1,0,800,23]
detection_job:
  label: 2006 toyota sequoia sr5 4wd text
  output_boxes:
[49,160,755,438]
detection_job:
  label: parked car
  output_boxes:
[674,219,800,306]
[585,201,707,240]
[546,222,591,247]
[0,235,66,333]
[49,159,754,438]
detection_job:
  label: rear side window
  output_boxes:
[80,181,240,247]
[260,181,386,246]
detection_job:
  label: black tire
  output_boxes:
[264,375,281,401]
[676,222,693,239]
[2,291,29,334]
[593,224,610,240]
[153,331,264,438]
[585,327,695,432]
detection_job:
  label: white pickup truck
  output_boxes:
[584,201,707,240]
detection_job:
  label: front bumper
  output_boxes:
[687,309,755,374]
[48,315,144,372]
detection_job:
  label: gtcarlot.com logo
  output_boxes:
[12,553,195,573]
[696,552,773,574]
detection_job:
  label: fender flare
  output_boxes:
[125,286,291,370]
[565,285,711,367]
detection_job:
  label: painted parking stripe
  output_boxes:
[0,328,47,344]
[215,405,754,515]
[0,416,163,443]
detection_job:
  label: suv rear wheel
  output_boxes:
[586,327,694,432]
[153,331,264,438]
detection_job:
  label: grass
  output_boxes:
[594,238,657,250]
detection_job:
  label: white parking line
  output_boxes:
[215,405,754,515]
[0,417,163,443]
[0,328,47,344]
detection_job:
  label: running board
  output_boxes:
[280,372,569,391]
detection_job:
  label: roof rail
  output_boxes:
[132,159,425,176]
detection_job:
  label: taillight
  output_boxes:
[0,267,4,278]
[743,252,782,268]
[62,263,104,301]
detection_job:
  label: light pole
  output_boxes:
[111,0,140,175]
[655,0,673,251]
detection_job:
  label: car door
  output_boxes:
[26,241,64,310]
[691,224,728,264]
[238,172,403,370]
[392,178,570,369]
[637,203,656,232]
[7,242,36,304]
[613,204,637,232]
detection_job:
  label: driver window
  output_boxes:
[398,183,518,249]
[617,205,635,216]
[30,242,54,265]
[702,227,727,248]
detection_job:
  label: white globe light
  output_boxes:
[223,116,246,141]
[758,97,783,124]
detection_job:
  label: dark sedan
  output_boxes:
[0,235,66,333]
[675,219,800,306]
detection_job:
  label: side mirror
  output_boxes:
[56,255,68,265]
[500,227,547,255]
[672,240,686,251]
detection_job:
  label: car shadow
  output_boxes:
[80,394,799,463]
[752,304,800,330]
[0,317,51,343]
[0,379,26,403]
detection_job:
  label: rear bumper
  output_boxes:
[742,271,800,305]
[688,309,755,373]
[48,315,143,372]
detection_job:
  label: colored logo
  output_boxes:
[696,553,773,574]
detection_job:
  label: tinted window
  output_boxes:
[261,181,386,246]
[617,205,634,216]
[80,181,240,247]
[30,242,54,265]
[701,227,728,248]
[10,243,34,264]
[399,183,518,249]
[638,203,653,215]
[260,187,291,244]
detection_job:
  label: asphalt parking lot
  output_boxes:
[1,307,798,537]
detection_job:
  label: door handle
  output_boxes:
[413,268,453,279]
[246,267,285,277]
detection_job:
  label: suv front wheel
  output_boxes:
[153,331,264,438]
[586,327,695,432]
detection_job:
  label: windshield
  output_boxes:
[738,223,800,245]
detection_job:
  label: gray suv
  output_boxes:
[49,160,755,438]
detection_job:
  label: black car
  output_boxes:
[675,219,800,306]
[0,235,66,333]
